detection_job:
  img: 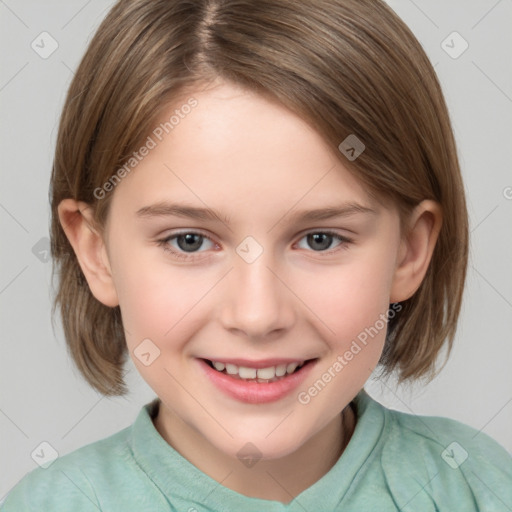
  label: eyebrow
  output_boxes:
[135,201,377,225]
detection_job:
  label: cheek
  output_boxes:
[120,272,191,345]
[108,242,184,345]
[295,258,395,413]
[303,254,396,342]
[114,259,206,391]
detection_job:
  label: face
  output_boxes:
[101,79,404,460]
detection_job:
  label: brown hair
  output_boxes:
[50,0,469,395]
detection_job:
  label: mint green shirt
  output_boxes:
[2,390,511,511]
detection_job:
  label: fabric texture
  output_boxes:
[2,389,511,511]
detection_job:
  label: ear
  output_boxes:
[390,200,442,303]
[57,199,119,307]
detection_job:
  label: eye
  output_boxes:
[157,231,216,260]
[296,230,353,254]
[157,229,353,261]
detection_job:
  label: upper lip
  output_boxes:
[200,357,315,369]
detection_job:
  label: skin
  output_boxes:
[58,79,442,502]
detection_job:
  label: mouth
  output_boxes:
[198,356,318,403]
[202,358,317,383]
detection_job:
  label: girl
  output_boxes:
[2,0,511,510]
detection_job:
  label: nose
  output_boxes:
[218,248,296,340]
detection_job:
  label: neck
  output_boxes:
[153,402,356,503]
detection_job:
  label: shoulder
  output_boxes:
[1,426,136,511]
[376,398,512,510]
[385,404,512,471]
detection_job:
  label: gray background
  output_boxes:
[1,0,511,500]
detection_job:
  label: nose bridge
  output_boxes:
[220,238,295,337]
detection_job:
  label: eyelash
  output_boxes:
[156,230,354,261]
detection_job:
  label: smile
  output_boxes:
[197,357,318,404]
[205,359,308,383]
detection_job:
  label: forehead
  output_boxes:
[108,81,376,221]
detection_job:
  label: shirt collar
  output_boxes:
[129,389,386,510]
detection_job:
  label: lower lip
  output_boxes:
[197,358,317,404]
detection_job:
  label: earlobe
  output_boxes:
[390,200,442,303]
[57,199,119,307]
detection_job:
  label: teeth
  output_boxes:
[225,363,238,375]
[275,364,287,377]
[209,360,305,380]
[257,367,276,379]
[286,362,299,374]
[238,366,257,379]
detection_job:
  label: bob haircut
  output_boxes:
[50,0,469,396]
